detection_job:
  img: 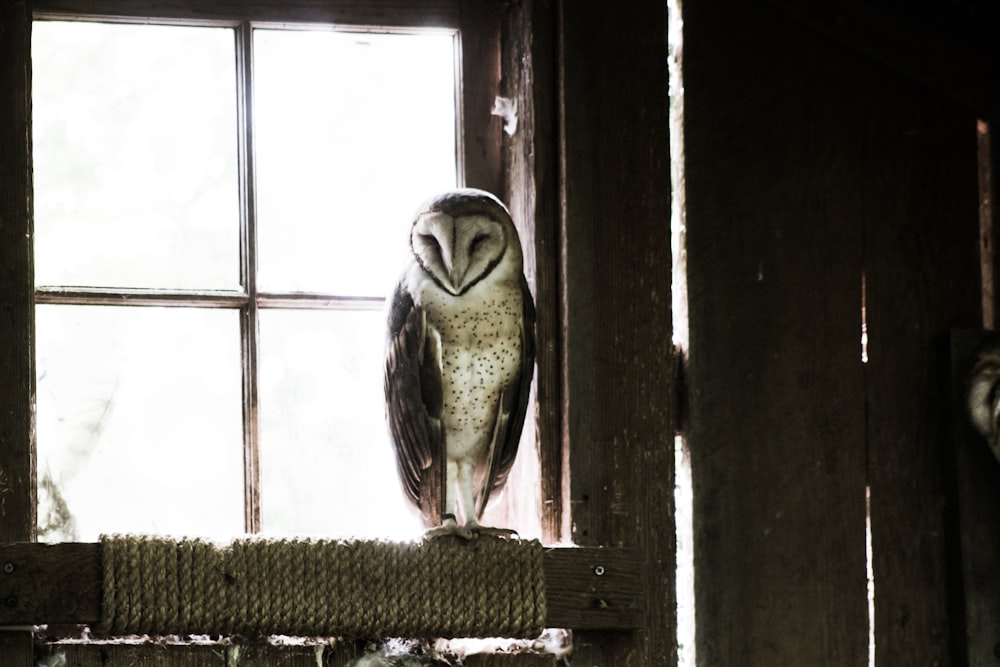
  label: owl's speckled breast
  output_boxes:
[423,279,525,460]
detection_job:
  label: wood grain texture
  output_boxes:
[558,0,675,664]
[0,0,34,549]
[34,643,560,665]
[459,0,503,197]
[862,88,979,665]
[500,0,563,543]
[0,4,35,663]
[0,543,642,631]
[33,0,460,27]
[684,2,869,664]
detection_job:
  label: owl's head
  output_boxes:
[409,189,522,296]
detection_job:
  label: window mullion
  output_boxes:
[236,20,262,535]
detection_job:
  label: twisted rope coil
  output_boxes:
[98,535,546,639]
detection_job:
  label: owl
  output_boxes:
[384,189,535,539]
[968,335,1000,464]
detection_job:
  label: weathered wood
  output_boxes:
[0,3,36,663]
[500,0,563,543]
[0,0,35,547]
[862,82,979,667]
[0,543,642,631]
[978,121,996,329]
[33,0,459,28]
[34,642,559,665]
[684,2,869,664]
[459,0,503,197]
[0,632,34,667]
[558,0,675,664]
[36,644,228,666]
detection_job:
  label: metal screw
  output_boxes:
[593,565,605,576]
[4,595,16,608]
[3,562,14,574]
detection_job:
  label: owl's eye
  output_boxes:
[469,233,489,252]
[419,234,440,251]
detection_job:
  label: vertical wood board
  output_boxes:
[0,1,36,663]
[683,3,868,664]
[558,0,675,664]
[862,79,980,666]
[500,0,564,545]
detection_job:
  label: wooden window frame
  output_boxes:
[30,3,499,538]
[0,0,674,665]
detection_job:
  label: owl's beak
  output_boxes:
[448,261,469,292]
[441,241,469,294]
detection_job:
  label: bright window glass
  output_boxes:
[31,19,464,542]
[35,306,245,541]
[32,22,240,290]
[253,29,458,296]
[258,309,422,539]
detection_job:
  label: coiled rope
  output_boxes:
[98,535,545,639]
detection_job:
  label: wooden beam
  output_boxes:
[32,0,460,28]
[558,0,675,664]
[0,1,37,663]
[0,543,642,632]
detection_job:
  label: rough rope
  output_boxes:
[98,535,546,639]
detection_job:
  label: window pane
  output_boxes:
[36,306,245,541]
[258,309,422,539]
[254,29,458,296]
[32,21,240,290]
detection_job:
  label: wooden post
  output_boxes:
[862,81,979,666]
[559,0,675,664]
[684,2,869,664]
[0,1,36,665]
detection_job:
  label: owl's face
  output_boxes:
[410,211,508,296]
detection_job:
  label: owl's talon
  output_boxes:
[422,519,518,541]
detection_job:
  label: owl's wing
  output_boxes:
[478,275,536,515]
[384,282,445,524]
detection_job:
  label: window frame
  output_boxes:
[30,7,493,538]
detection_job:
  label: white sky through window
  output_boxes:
[32,20,459,542]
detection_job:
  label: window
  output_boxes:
[1,1,674,664]
[30,11,540,544]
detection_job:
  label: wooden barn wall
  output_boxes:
[684,2,979,665]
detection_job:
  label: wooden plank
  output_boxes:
[32,0,459,28]
[0,632,34,667]
[35,642,560,665]
[558,1,675,664]
[458,0,503,197]
[0,543,642,631]
[36,644,227,666]
[500,0,563,543]
[0,2,35,663]
[683,2,869,664]
[0,0,35,547]
[862,83,980,666]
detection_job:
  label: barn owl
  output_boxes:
[968,336,1000,464]
[384,189,535,539]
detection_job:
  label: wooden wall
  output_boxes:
[684,1,982,665]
